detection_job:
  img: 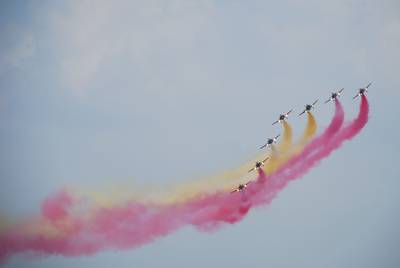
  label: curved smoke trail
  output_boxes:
[304,95,369,166]
[250,97,368,208]
[297,112,317,149]
[264,121,292,174]
[0,97,369,263]
[278,121,293,152]
[164,119,297,202]
[76,115,309,206]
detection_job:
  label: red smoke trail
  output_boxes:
[301,95,369,169]
[187,100,346,229]
[232,100,345,209]
[287,100,344,166]
[241,97,368,210]
[0,97,369,262]
[188,97,369,229]
[0,189,251,261]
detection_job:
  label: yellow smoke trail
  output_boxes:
[149,120,298,203]
[279,121,293,152]
[297,112,317,149]
[264,113,317,174]
[75,152,268,206]
[75,184,148,208]
[264,121,292,174]
[76,151,276,206]
[75,115,317,206]
[76,145,275,206]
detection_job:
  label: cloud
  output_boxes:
[48,0,217,93]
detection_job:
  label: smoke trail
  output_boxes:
[0,112,322,259]
[265,112,317,174]
[287,100,344,164]
[237,100,345,209]
[77,115,303,206]
[298,112,317,148]
[175,119,294,189]
[264,124,290,174]
[304,95,369,166]
[78,106,323,208]
[0,97,370,263]
[0,99,356,262]
[251,97,368,209]
[278,121,293,152]
[0,187,252,260]
[188,98,359,228]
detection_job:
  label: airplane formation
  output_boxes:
[231,83,371,194]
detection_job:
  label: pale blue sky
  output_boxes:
[1,1,399,267]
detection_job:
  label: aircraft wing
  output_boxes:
[260,143,267,149]
[272,120,279,125]
[299,110,306,116]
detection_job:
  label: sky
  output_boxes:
[0,0,400,267]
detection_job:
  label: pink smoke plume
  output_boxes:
[248,96,369,209]
[0,96,369,262]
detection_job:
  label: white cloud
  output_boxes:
[48,0,217,93]
[1,0,399,96]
